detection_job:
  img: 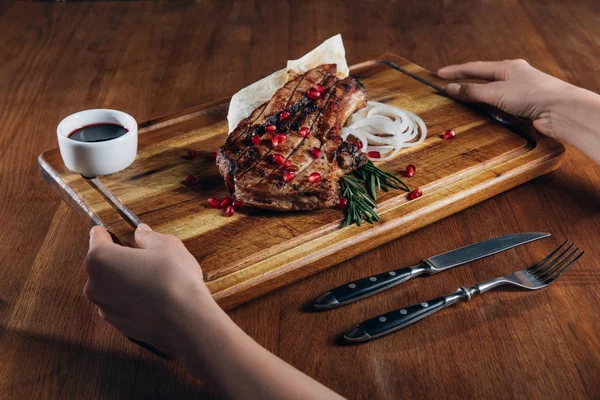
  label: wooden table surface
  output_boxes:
[1,1,599,399]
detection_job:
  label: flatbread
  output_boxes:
[227,34,349,133]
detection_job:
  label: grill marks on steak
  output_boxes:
[217,64,369,211]
[238,75,339,190]
[218,64,337,191]
[237,76,368,210]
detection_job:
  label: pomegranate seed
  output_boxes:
[232,199,244,210]
[368,151,381,159]
[309,147,321,159]
[308,172,321,183]
[224,205,235,217]
[307,88,321,100]
[283,171,295,182]
[299,127,310,138]
[272,153,285,165]
[266,124,276,132]
[406,164,416,178]
[279,111,290,120]
[220,197,232,208]
[354,140,363,149]
[251,135,262,146]
[282,160,292,168]
[408,188,423,200]
[270,137,279,148]
[207,197,221,208]
[337,197,349,209]
[209,151,217,161]
[185,149,197,160]
[184,175,198,185]
[315,84,324,93]
[443,129,456,140]
[277,134,287,143]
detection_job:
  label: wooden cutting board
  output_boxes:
[38,54,564,310]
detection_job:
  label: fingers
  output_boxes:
[437,61,509,81]
[89,226,113,250]
[445,82,504,106]
[134,223,172,249]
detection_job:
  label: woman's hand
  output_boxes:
[83,225,345,399]
[437,59,575,136]
[438,60,600,164]
[84,224,215,358]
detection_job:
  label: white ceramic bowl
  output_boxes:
[57,109,138,178]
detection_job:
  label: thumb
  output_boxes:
[445,82,503,106]
[89,226,113,250]
[134,223,166,249]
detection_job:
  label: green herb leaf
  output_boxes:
[341,161,409,227]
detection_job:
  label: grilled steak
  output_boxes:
[217,64,368,210]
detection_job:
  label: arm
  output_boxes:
[437,59,600,164]
[85,225,344,400]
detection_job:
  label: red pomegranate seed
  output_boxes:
[232,199,244,210]
[337,197,349,209]
[224,205,235,217]
[185,175,198,185]
[209,151,217,161]
[220,197,232,208]
[270,137,279,148]
[279,111,290,120]
[207,197,221,208]
[408,188,423,200]
[368,151,381,159]
[277,134,287,144]
[251,135,262,146]
[309,147,321,159]
[272,153,285,165]
[315,84,324,93]
[443,130,456,140]
[266,124,277,132]
[299,127,310,138]
[307,88,321,100]
[354,139,363,149]
[308,172,321,183]
[282,160,292,168]
[186,149,197,160]
[283,171,296,182]
[406,164,416,178]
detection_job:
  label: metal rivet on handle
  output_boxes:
[400,309,407,315]
[389,271,396,276]
[421,302,429,307]
[379,317,387,322]
[348,284,356,289]
[369,277,377,282]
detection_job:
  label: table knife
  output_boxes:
[313,232,550,310]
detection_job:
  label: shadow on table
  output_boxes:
[0,328,224,400]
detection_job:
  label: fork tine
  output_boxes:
[544,250,584,284]
[531,241,574,277]
[528,240,570,274]
[537,247,579,281]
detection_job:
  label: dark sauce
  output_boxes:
[68,123,128,143]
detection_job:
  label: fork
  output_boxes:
[344,241,584,343]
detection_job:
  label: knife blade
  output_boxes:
[313,232,550,310]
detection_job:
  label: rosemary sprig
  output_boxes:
[342,161,410,227]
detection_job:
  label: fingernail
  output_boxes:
[137,223,152,232]
[446,83,461,96]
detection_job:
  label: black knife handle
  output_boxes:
[343,288,469,343]
[313,265,424,310]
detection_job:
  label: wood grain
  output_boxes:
[1,1,599,399]
[39,56,563,309]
